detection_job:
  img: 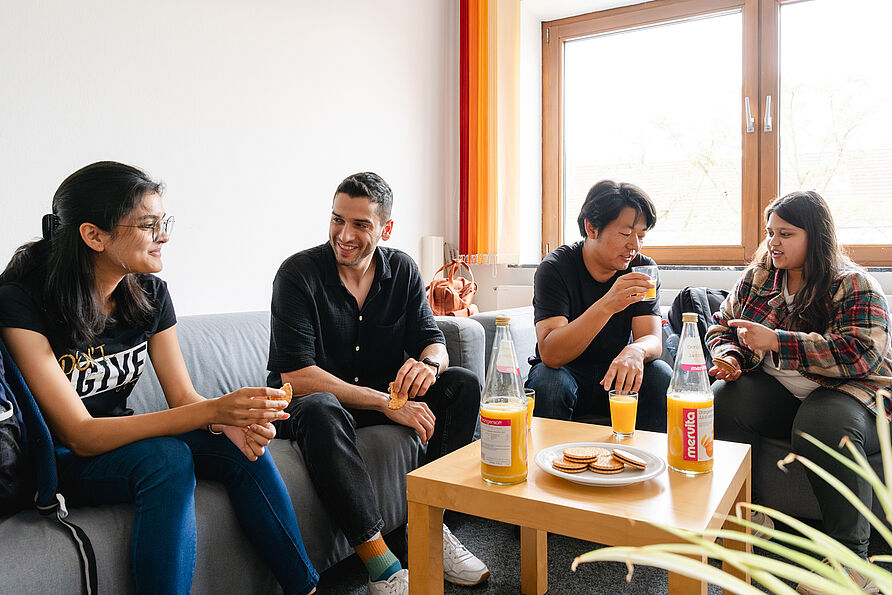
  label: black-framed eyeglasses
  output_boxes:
[118,215,175,242]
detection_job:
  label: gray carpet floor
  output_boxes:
[316,513,892,594]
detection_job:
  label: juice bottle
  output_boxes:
[480,315,528,484]
[667,312,714,474]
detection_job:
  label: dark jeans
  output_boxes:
[56,430,318,595]
[274,367,481,547]
[526,358,673,432]
[713,370,881,557]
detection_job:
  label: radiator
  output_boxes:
[494,285,534,309]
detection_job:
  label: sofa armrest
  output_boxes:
[435,317,485,387]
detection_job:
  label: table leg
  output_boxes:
[408,501,443,595]
[721,471,753,591]
[520,526,547,595]
[668,557,708,595]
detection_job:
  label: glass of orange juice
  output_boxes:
[632,265,657,301]
[608,390,638,438]
[524,388,535,431]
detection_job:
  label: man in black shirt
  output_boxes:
[528,180,672,431]
[268,172,487,593]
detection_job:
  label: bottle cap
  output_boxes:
[495,315,511,326]
[682,312,698,323]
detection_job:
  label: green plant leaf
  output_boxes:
[573,547,774,595]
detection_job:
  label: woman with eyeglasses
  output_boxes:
[0,162,318,595]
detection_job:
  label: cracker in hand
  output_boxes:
[388,382,408,410]
[279,382,293,407]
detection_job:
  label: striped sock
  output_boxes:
[355,533,401,582]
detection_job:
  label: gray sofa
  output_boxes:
[0,311,485,594]
[471,306,886,521]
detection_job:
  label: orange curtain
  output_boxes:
[460,0,519,264]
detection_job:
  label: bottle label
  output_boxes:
[495,339,520,375]
[679,338,707,372]
[480,415,512,466]
[682,406,714,462]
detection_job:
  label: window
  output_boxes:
[542,0,892,265]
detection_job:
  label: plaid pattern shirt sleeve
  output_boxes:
[775,271,891,378]
[706,266,763,370]
[707,265,892,418]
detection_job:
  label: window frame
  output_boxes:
[541,0,892,265]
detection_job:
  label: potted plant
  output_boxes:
[573,389,892,594]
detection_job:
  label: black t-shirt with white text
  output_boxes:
[0,274,176,418]
[532,242,661,367]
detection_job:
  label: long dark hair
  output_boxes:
[751,190,854,332]
[0,162,162,346]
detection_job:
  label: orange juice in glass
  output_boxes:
[480,399,528,484]
[632,265,657,301]
[667,392,714,474]
[608,390,638,437]
[524,388,535,431]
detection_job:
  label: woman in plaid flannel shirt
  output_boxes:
[706,190,892,593]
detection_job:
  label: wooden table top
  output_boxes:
[407,417,752,546]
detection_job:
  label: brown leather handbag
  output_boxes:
[425,259,479,317]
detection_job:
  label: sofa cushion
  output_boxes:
[471,307,536,381]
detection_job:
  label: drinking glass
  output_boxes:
[609,390,638,438]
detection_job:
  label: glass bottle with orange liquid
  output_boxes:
[667,312,714,474]
[480,315,528,485]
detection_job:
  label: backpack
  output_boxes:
[667,287,729,373]
[0,339,97,594]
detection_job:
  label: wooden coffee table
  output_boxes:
[407,417,751,594]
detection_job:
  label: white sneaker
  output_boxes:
[368,568,408,595]
[795,560,880,595]
[443,524,490,586]
[750,510,774,540]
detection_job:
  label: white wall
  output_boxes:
[0,0,458,315]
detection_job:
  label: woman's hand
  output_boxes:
[213,387,290,427]
[728,319,779,352]
[228,422,277,461]
[221,422,276,461]
[708,353,742,382]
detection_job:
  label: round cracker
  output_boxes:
[612,448,647,470]
[713,356,737,374]
[552,458,589,473]
[563,446,607,462]
[387,382,409,410]
[590,451,625,473]
[281,382,293,404]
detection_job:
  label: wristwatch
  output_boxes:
[421,357,441,379]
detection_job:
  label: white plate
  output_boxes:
[535,442,667,487]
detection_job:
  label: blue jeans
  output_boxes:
[714,371,881,557]
[274,367,481,547]
[526,358,672,432]
[56,430,318,595]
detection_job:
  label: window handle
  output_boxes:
[763,95,773,132]
[744,97,755,133]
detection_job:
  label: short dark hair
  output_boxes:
[334,172,393,222]
[576,180,657,237]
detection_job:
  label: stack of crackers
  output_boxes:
[552,446,647,475]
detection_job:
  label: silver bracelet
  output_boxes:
[206,423,223,435]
